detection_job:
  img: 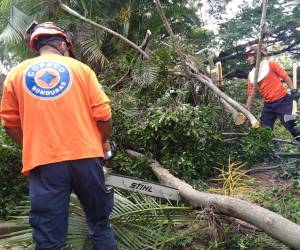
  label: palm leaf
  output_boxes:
[132,58,160,88]
[79,29,109,69]
[0,6,32,44]
[2,190,196,250]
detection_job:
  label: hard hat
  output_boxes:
[26,21,75,57]
[245,44,267,57]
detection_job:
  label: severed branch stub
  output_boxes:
[220,98,246,125]
[139,30,152,50]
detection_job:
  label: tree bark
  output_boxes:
[126,149,300,250]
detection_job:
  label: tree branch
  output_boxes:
[58,0,149,60]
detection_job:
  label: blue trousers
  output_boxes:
[29,158,116,250]
[261,95,300,137]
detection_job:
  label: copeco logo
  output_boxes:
[24,61,72,100]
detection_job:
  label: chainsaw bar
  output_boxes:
[105,174,180,201]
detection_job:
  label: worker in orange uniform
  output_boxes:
[245,44,300,140]
[0,22,116,250]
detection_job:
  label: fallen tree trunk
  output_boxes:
[126,149,300,250]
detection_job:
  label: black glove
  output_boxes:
[291,89,300,101]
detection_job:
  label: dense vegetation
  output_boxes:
[0,0,299,249]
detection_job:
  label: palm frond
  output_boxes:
[132,58,160,88]
[0,0,10,12]
[0,6,32,44]
[2,190,197,250]
[79,29,109,69]
[17,0,60,21]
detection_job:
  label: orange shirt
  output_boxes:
[0,54,111,175]
[248,61,289,103]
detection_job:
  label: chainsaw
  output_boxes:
[103,142,180,201]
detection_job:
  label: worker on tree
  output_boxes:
[245,44,300,140]
[0,22,116,249]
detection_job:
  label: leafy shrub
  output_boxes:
[215,228,289,250]
[131,103,224,183]
[0,128,28,218]
[230,126,274,164]
[280,161,300,179]
[106,151,156,181]
[251,184,300,224]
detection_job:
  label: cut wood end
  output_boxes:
[234,113,246,125]
[251,121,260,128]
[143,54,150,60]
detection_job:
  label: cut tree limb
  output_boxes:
[219,98,246,125]
[222,132,248,136]
[139,30,151,50]
[126,149,300,250]
[191,73,259,127]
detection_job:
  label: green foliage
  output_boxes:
[215,227,289,250]
[0,0,207,72]
[0,128,28,218]
[273,119,293,140]
[110,92,139,145]
[131,103,223,184]
[251,184,300,224]
[280,160,300,179]
[230,127,274,164]
[131,58,160,88]
[106,152,156,181]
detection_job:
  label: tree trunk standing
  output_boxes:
[247,0,269,110]
[126,149,300,250]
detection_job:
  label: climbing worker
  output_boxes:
[0,22,116,249]
[245,44,300,140]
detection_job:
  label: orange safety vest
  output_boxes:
[248,60,289,103]
[0,54,111,175]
